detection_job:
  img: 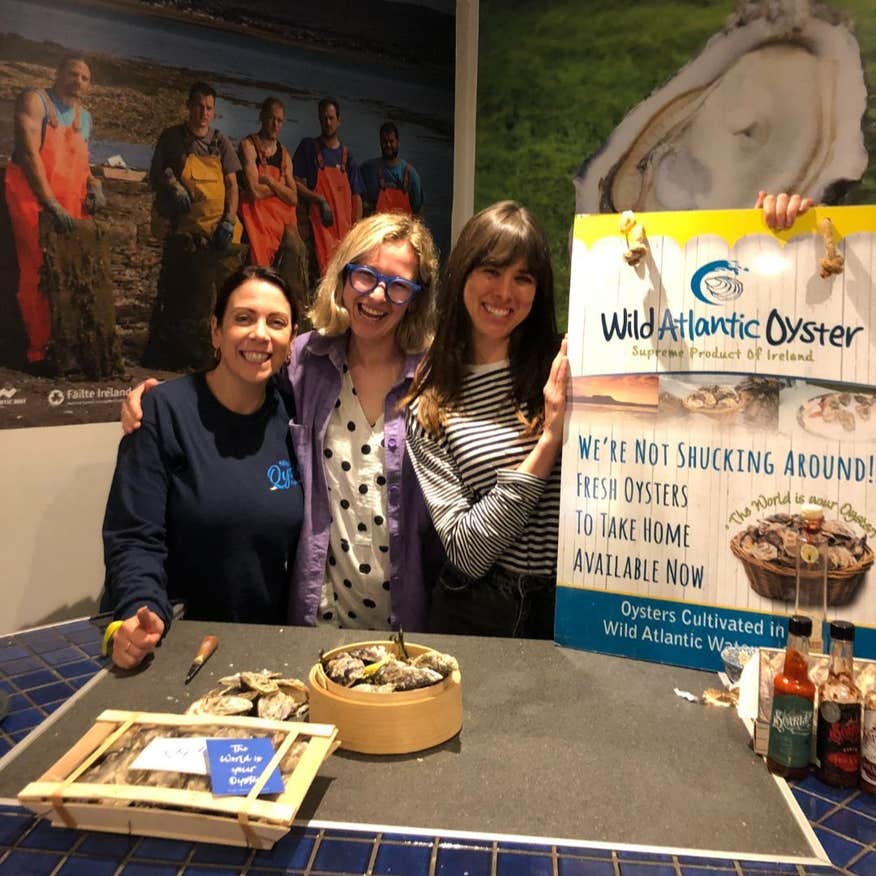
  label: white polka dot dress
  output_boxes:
[318,367,392,629]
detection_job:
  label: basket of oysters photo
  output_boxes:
[730,512,872,605]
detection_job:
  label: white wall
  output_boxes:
[1,422,119,632]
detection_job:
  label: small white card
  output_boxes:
[130,737,209,775]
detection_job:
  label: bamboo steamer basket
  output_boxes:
[308,640,462,755]
[730,533,873,606]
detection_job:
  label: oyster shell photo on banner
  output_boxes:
[574,1,868,213]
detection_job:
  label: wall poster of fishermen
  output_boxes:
[0,0,454,429]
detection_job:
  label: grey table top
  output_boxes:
[0,621,816,859]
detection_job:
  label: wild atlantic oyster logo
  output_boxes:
[600,254,864,350]
[690,260,747,305]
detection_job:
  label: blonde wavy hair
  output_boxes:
[307,213,438,353]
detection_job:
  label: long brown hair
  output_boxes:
[406,201,558,435]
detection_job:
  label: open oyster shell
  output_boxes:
[574,1,868,213]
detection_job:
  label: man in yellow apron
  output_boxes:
[144,81,245,371]
[293,98,364,278]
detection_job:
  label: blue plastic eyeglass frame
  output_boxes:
[344,263,422,305]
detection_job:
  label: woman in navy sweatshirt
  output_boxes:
[101,266,303,668]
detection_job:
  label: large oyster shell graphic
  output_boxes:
[574,1,868,213]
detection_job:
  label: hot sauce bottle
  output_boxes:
[767,615,815,779]
[861,688,876,794]
[816,621,862,788]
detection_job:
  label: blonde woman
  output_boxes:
[288,212,442,630]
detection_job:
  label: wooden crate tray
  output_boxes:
[18,710,338,848]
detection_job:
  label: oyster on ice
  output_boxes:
[574,1,868,213]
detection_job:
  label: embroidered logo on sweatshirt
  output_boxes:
[267,459,298,491]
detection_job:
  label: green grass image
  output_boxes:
[474,0,876,330]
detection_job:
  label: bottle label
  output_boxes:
[800,544,819,564]
[768,694,814,768]
[863,710,876,784]
[816,701,861,783]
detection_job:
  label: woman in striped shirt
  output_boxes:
[405,201,569,638]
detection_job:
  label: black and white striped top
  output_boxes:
[406,360,561,579]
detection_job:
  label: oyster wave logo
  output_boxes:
[267,459,298,491]
[690,260,747,305]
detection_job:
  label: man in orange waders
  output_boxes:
[4,54,106,374]
[361,122,424,218]
[292,97,364,280]
[144,81,245,371]
[238,97,307,309]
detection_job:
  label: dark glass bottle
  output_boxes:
[816,621,862,788]
[767,615,815,779]
[861,687,876,794]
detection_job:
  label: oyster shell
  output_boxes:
[575,1,868,213]
[187,669,308,718]
[411,651,459,677]
[186,694,254,716]
[257,689,303,721]
[373,658,444,691]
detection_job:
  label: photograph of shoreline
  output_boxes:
[0,0,454,428]
[570,374,658,421]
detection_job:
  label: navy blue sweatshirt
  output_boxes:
[101,374,303,630]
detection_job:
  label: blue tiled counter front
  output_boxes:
[1,620,874,875]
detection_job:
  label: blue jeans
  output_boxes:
[428,563,556,639]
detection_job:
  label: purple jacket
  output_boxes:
[284,331,442,630]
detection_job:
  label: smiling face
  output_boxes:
[210,279,294,386]
[342,239,418,349]
[463,257,537,363]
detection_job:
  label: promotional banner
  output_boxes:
[555,206,876,670]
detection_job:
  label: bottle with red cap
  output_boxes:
[815,621,862,788]
[767,614,815,779]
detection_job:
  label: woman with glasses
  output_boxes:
[405,201,568,639]
[288,212,442,630]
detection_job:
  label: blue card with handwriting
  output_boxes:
[206,738,285,796]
